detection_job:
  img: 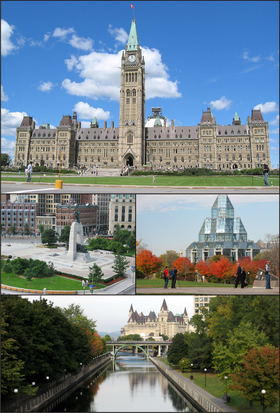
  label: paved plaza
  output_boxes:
[136,286,279,295]
[1,239,135,295]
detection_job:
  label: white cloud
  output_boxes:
[1,108,28,136]
[69,34,93,51]
[209,96,232,111]
[53,27,75,40]
[44,33,51,42]
[270,128,279,135]
[1,19,18,56]
[254,102,278,114]
[108,25,128,44]
[73,102,110,120]
[1,137,15,160]
[270,114,279,126]
[242,51,261,63]
[37,81,55,92]
[1,85,9,101]
[62,47,181,101]
[266,53,274,62]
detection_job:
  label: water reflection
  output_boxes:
[50,353,191,412]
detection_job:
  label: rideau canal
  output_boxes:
[48,353,194,412]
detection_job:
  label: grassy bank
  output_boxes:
[160,358,279,412]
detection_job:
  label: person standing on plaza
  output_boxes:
[26,161,33,182]
[171,266,177,289]
[262,164,270,186]
[163,266,169,289]
[18,167,21,176]
[234,262,242,288]
[240,266,247,288]
[265,261,272,289]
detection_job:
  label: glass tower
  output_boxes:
[186,195,260,263]
[198,195,247,242]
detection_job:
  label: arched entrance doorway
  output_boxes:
[232,163,238,169]
[126,156,134,166]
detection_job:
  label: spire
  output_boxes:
[161,299,168,312]
[127,19,139,51]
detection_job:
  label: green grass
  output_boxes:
[136,278,252,288]
[160,359,279,412]
[1,271,106,291]
[1,174,279,187]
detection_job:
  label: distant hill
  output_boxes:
[98,331,121,339]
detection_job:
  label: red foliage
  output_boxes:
[136,249,162,277]
[210,257,234,280]
[195,260,211,277]
[172,257,195,280]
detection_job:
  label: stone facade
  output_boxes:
[14,20,271,171]
[121,299,189,340]
[108,194,135,234]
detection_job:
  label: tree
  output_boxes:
[136,249,162,278]
[210,257,234,283]
[167,333,189,366]
[10,224,17,235]
[24,223,30,235]
[172,257,195,281]
[39,224,44,235]
[1,313,37,396]
[41,229,57,246]
[112,254,130,277]
[179,357,191,373]
[59,225,71,248]
[88,263,104,284]
[195,260,211,277]
[136,239,148,255]
[24,268,34,286]
[230,346,279,411]
[159,250,180,270]
[1,153,12,167]
[117,334,142,341]
[60,303,97,332]
[212,321,269,392]
[2,262,13,279]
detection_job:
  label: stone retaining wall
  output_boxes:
[3,354,112,412]
[150,357,222,412]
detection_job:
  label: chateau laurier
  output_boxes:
[121,300,189,340]
[14,19,271,171]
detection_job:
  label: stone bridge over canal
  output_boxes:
[107,340,171,358]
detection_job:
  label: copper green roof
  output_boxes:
[127,19,139,51]
[154,116,162,126]
[234,112,240,121]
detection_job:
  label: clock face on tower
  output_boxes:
[128,54,136,62]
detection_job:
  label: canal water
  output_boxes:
[49,353,193,412]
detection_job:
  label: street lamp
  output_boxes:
[261,389,266,412]
[190,363,193,380]
[204,368,207,387]
[224,376,228,400]
[14,389,18,411]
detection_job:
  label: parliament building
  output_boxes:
[121,299,189,340]
[14,20,271,171]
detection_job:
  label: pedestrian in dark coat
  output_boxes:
[240,267,247,288]
[234,262,242,288]
[171,266,177,288]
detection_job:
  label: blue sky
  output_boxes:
[136,194,279,257]
[1,1,279,166]
[23,296,195,333]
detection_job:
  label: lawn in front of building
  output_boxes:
[1,174,279,186]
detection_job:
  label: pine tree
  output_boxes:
[112,254,130,277]
[88,263,104,284]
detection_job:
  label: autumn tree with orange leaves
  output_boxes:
[172,257,195,281]
[136,249,162,279]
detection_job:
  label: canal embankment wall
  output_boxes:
[2,353,112,413]
[149,357,233,413]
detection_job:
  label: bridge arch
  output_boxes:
[113,344,149,358]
